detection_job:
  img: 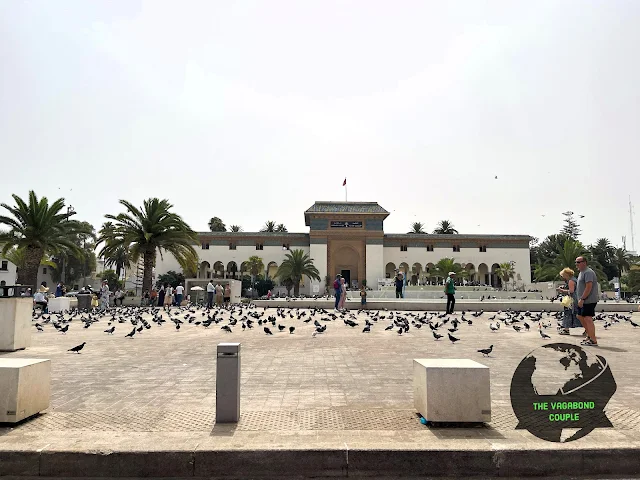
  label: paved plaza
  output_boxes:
[1,304,640,477]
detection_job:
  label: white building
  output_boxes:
[155,201,532,294]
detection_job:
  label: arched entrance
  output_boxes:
[385,262,396,279]
[478,263,489,285]
[333,245,360,288]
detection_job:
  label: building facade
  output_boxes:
[155,202,532,294]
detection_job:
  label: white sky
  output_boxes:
[1,0,639,247]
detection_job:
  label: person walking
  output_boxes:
[223,284,231,305]
[215,283,224,307]
[55,282,63,298]
[360,284,367,309]
[445,272,456,314]
[158,284,166,308]
[395,272,404,298]
[575,257,599,346]
[206,280,215,309]
[164,284,173,308]
[557,267,581,335]
[99,280,110,311]
[338,277,347,310]
[333,274,342,310]
[175,283,184,306]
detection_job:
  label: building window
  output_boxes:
[256,243,264,250]
[400,245,408,252]
[426,245,434,252]
[43,267,47,274]
[201,243,210,250]
[479,246,487,252]
[0,260,7,271]
[452,245,461,252]
[229,243,236,250]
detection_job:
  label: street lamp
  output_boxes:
[60,205,75,284]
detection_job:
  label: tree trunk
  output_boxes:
[293,276,300,296]
[142,249,155,293]
[19,246,44,289]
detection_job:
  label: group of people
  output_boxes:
[206,280,232,309]
[557,256,600,346]
[333,274,367,311]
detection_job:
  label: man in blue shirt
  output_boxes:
[333,274,342,310]
[395,273,404,298]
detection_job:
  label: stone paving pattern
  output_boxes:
[1,305,640,456]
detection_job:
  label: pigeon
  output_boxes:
[362,325,370,333]
[477,345,493,357]
[512,325,522,333]
[289,326,295,334]
[221,325,232,333]
[125,328,136,338]
[36,324,44,332]
[68,342,86,354]
[448,333,460,343]
[104,326,115,334]
[60,325,69,334]
[539,330,551,339]
[433,331,443,340]
[264,327,273,335]
[630,320,639,328]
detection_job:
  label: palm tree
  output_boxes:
[433,220,458,234]
[612,247,634,277]
[429,258,463,282]
[275,223,288,232]
[590,238,616,279]
[494,262,516,290]
[98,198,198,293]
[245,255,264,297]
[261,221,277,232]
[275,249,321,296]
[103,244,131,278]
[0,191,91,288]
[208,217,226,232]
[534,239,606,282]
[408,222,426,234]
[230,225,243,232]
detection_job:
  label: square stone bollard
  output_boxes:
[413,358,491,423]
[216,343,241,423]
[0,297,32,351]
[0,358,51,423]
[48,297,70,313]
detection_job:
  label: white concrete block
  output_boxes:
[48,297,70,313]
[0,298,32,351]
[413,358,491,423]
[0,358,51,423]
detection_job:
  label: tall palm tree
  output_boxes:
[275,223,288,232]
[612,247,634,277]
[261,221,277,232]
[494,262,516,290]
[433,220,458,234]
[408,222,426,234]
[590,238,616,279]
[103,243,131,278]
[208,217,226,232]
[98,198,198,292]
[245,255,265,296]
[0,191,91,288]
[230,225,243,232]
[275,249,321,296]
[429,258,463,282]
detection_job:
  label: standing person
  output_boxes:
[575,257,599,346]
[100,280,110,311]
[150,287,158,307]
[338,277,347,310]
[224,284,231,305]
[165,284,173,308]
[557,268,580,335]
[175,283,184,306]
[333,274,341,310]
[395,272,404,298]
[206,280,215,309]
[55,282,63,298]
[158,284,166,308]
[215,283,224,307]
[445,272,456,314]
[360,284,367,309]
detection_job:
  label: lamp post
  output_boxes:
[60,205,75,284]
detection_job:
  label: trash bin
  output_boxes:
[216,343,241,423]
[76,294,92,311]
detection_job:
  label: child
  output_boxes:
[360,285,367,309]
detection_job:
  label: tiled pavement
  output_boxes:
[1,305,640,477]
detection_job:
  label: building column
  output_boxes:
[310,240,327,294]
[365,241,384,289]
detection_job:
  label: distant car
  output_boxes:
[65,291,80,297]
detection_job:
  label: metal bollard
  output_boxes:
[216,343,241,423]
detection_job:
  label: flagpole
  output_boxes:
[345,184,347,202]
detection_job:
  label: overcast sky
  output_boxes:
[1,0,639,248]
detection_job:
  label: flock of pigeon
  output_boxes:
[31,304,639,356]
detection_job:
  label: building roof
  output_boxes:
[304,201,389,214]
[384,234,531,241]
[197,232,308,237]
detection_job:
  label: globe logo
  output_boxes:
[510,343,617,442]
